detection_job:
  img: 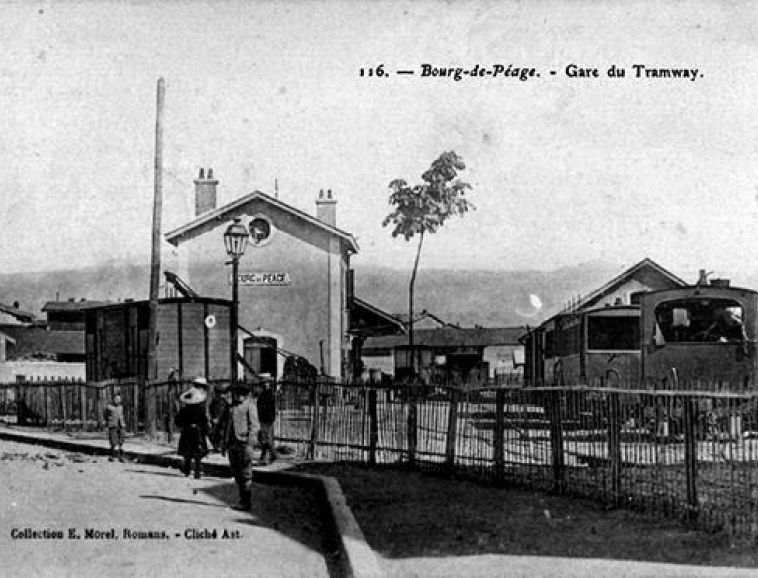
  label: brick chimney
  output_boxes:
[316,188,337,227]
[194,168,218,216]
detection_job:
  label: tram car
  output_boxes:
[523,303,641,387]
[523,278,758,390]
[640,281,758,388]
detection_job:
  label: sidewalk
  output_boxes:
[0,421,292,474]
[0,422,383,578]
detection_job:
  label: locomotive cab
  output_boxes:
[640,284,758,388]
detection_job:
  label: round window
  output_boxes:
[248,215,273,247]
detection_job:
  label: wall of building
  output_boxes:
[588,278,650,308]
[483,344,523,378]
[0,361,85,383]
[174,198,349,379]
[361,353,395,376]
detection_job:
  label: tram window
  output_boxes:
[655,299,746,343]
[587,316,640,351]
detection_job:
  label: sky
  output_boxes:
[2,1,758,285]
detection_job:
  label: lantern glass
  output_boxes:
[224,218,250,259]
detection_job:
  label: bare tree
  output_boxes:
[383,151,473,377]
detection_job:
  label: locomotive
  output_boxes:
[523,278,757,390]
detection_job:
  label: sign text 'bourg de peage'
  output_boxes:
[231,272,292,286]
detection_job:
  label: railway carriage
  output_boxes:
[523,304,640,388]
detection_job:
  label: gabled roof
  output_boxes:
[0,302,35,323]
[364,326,526,351]
[392,310,451,328]
[577,258,686,311]
[350,298,406,338]
[164,190,359,253]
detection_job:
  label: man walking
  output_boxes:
[221,382,259,511]
[255,374,278,464]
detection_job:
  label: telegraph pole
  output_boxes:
[146,77,165,436]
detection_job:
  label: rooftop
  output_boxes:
[42,299,112,312]
[364,326,526,350]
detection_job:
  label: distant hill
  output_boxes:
[0,259,624,327]
[0,261,150,318]
[353,261,620,327]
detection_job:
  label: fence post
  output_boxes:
[546,389,565,493]
[79,383,86,429]
[368,388,378,465]
[683,396,698,521]
[143,380,154,436]
[308,381,320,460]
[16,384,25,425]
[445,388,460,471]
[43,385,49,428]
[494,388,505,482]
[607,391,622,504]
[408,382,418,465]
[60,383,67,428]
[96,387,103,430]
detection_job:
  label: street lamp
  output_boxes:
[224,218,249,385]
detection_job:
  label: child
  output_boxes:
[104,393,125,462]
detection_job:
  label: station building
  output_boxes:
[164,169,402,381]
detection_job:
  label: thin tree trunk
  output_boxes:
[408,230,425,376]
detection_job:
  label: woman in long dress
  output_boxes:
[175,377,210,479]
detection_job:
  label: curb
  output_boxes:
[0,428,384,578]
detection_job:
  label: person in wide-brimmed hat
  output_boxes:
[175,377,211,479]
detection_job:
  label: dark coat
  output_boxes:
[257,389,276,424]
[175,404,210,458]
[208,396,229,450]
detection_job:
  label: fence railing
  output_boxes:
[2,377,758,537]
[0,378,231,439]
[273,380,758,538]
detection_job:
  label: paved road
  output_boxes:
[0,440,331,578]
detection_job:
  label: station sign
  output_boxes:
[236,272,292,286]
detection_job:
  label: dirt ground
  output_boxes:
[1,440,334,578]
[293,462,758,569]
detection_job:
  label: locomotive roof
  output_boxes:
[639,284,758,299]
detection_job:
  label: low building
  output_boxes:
[0,301,86,383]
[42,299,110,331]
[362,326,525,385]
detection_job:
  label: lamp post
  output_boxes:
[224,218,250,385]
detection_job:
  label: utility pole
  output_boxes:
[146,77,165,436]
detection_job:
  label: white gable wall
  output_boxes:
[170,197,349,379]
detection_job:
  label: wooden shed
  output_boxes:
[84,298,232,382]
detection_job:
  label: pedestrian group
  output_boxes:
[104,374,278,511]
[174,374,278,510]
